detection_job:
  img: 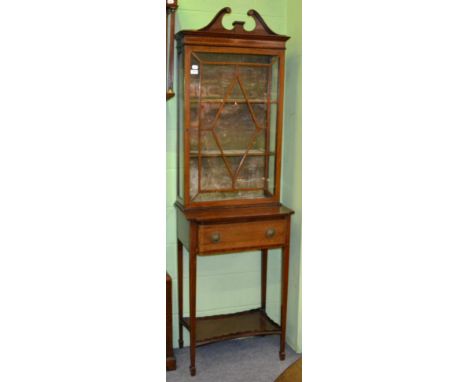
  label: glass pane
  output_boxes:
[238,66,269,100]
[186,51,280,203]
[200,103,221,127]
[200,157,232,191]
[252,103,267,129]
[201,65,236,99]
[189,158,198,199]
[177,51,184,199]
[235,156,265,189]
[189,55,201,98]
[189,102,199,129]
[270,57,279,101]
[189,130,220,153]
[215,104,256,151]
[267,103,277,195]
[269,103,278,152]
[268,154,276,195]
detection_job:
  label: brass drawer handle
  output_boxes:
[210,232,221,243]
[265,228,276,238]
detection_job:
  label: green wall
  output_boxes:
[283,0,302,352]
[166,0,302,352]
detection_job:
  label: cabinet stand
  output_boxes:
[176,203,293,376]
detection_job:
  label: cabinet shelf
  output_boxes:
[189,149,275,157]
[181,308,281,346]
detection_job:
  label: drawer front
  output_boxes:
[198,219,287,254]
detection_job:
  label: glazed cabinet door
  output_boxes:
[184,51,281,206]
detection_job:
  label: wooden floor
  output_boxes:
[275,357,302,382]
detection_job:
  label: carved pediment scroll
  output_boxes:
[193,7,288,40]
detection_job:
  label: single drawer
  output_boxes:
[198,219,287,254]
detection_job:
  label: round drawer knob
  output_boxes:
[265,228,276,238]
[210,232,221,243]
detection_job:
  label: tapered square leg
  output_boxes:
[261,249,268,311]
[189,249,197,376]
[189,225,198,376]
[279,238,291,360]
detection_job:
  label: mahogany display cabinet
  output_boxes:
[174,8,294,376]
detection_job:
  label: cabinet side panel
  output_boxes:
[177,48,185,201]
[176,209,190,249]
[273,51,286,202]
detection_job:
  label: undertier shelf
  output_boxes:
[182,308,281,346]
